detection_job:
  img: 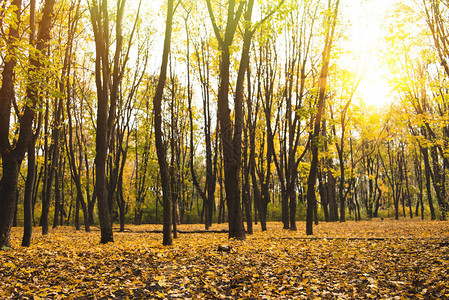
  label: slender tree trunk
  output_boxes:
[40,100,49,229]
[318,171,330,222]
[306,0,340,235]
[118,175,126,232]
[22,140,37,246]
[22,111,42,246]
[307,92,322,227]
[243,126,253,234]
[32,166,43,226]
[75,192,80,229]
[65,81,90,232]
[53,153,62,228]
[22,0,39,247]
[289,187,297,231]
[89,0,126,243]
[59,158,65,226]
[153,0,175,246]
[205,0,248,240]
[247,73,265,231]
[43,95,63,234]
[95,73,114,242]
[0,156,21,248]
[421,146,436,220]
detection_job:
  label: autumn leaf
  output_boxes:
[1,221,448,299]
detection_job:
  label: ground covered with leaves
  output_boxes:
[1,220,448,299]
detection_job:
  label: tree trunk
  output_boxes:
[22,111,42,246]
[153,0,175,246]
[318,171,330,222]
[289,188,297,231]
[306,0,339,235]
[89,0,128,243]
[421,146,436,220]
[96,97,113,238]
[53,153,62,228]
[0,156,21,248]
[242,127,253,234]
[22,142,36,247]
[0,0,55,248]
[247,72,265,231]
[205,0,247,240]
[22,0,39,246]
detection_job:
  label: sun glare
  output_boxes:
[342,0,399,108]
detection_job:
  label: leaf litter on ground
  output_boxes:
[1,220,448,299]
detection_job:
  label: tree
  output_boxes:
[154,0,177,246]
[89,0,114,244]
[188,4,218,230]
[306,0,340,235]
[253,32,277,232]
[22,0,41,247]
[205,0,284,239]
[204,0,246,240]
[269,0,317,230]
[109,18,146,232]
[89,0,139,243]
[0,0,56,248]
[328,67,361,222]
[65,58,90,232]
[41,0,82,235]
[133,77,155,225]
[386,1,448,219]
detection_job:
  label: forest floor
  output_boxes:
[1,220,449,299]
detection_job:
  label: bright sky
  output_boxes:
[145,0,400,109]
[342,0,400,108]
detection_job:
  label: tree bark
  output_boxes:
[22,126,40,247]
[89,0,114,243]
[205,0,246,240]
[153,0,175,246]
[306,0,340,235]
[22,0,40,244]
[0,0,55,248]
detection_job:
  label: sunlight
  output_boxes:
[356,65,393,108]
[342,0,399,108]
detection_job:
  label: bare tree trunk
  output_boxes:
[306,0,340,235]
[153,0,175,246]
[421,144,436,220]
[22,120,41,247]
[22,0,40,247]
[205,0,246,240]
[89,0,114,243]
[242,120,253,234]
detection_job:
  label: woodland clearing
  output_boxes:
[1,220,448,299]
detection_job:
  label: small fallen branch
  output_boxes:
[143,229,229,234]
[272,237,449,242]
